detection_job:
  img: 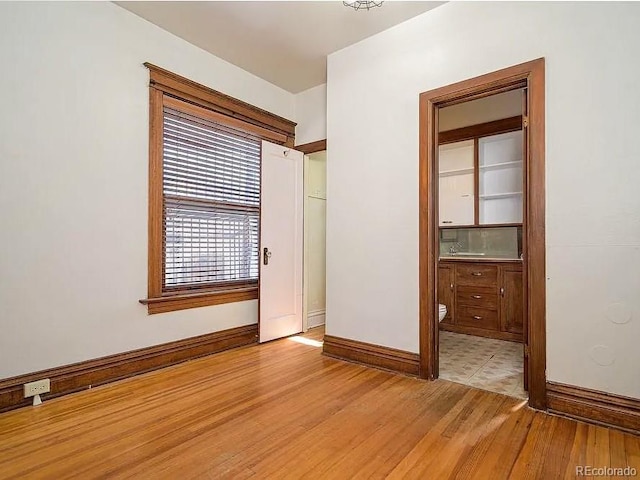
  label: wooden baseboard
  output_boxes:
[0,324,258,413]
[439,323,523,343]
[547,381,640,434]
[323,335,419,376]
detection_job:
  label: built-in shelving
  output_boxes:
[479,192,523,200]
[478,160,522,171]
[439,167,475,177]
[440,222,522,229]
[438,140,475,226]
[438,127,523,227]
[479,131,523,224]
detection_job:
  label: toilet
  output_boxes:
[438,304,447,322]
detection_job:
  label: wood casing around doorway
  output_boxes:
[419,58,546,409]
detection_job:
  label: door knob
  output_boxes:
[263,247,272,265]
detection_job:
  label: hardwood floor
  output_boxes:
[0,326,638,479]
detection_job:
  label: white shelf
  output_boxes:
[479,160,522,171]
[439,167,474,177]
[479,192,523,200]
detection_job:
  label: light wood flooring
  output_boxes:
[0,326,638,479]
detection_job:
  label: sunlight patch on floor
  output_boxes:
[289,336,323,348]
[510,399,528,412]
[472,413,509,440]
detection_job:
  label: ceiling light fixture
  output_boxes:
[343,1,384,11]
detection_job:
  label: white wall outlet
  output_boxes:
[23,379,51,398]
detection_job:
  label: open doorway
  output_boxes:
[298,140,328,337]
[419,59,546,410]
[303,149,327,333]
[437,89,526,399]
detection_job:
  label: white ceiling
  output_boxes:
[116,1,444,93]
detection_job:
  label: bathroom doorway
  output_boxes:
[436,89,527,399]
[418,59,547,409]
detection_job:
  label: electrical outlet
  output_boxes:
[24,379,50,398]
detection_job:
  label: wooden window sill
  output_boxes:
[140,286,258,314]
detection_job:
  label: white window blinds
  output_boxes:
[162,105,260,290]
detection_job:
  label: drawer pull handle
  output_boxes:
[442,221,453,224]
[471,272,483,276]
[472,315,483,320]
[471,295,482,299]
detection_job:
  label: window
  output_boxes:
[141,64,296,314]
[163,102,260,290]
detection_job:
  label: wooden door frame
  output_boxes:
[418,58,547,410]
[296,139,327,155]
[296,139,327,331]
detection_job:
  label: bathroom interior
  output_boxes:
[436,89,527,399]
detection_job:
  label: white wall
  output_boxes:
[326,2,640,398]
[295,84,327,146]
[0,2,295,379]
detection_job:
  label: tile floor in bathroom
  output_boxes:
[439,331,527,399]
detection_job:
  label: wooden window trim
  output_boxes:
[163,96,287,145]
[144,63,296,147]
[140,64,295,314]
[140,286,259,315]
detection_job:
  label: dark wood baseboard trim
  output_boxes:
[439,323,523,343]
[547,381,640,434]
[0,324,258,413]
[323,335,419,376]
[296,139,326,154]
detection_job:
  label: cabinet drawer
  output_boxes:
[456,306,499,331]
[455,264,498,287]
[456,286,498,309]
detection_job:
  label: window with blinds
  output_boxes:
[162,105,260,291]
[141,64,295,314]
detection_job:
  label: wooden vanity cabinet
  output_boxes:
[437,264,454,324]
[439,260,523,342]
[501,266,524,335]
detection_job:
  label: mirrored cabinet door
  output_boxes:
[478,131,523,224]
[438,140,474,226]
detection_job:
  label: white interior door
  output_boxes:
[259,141,303,342]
